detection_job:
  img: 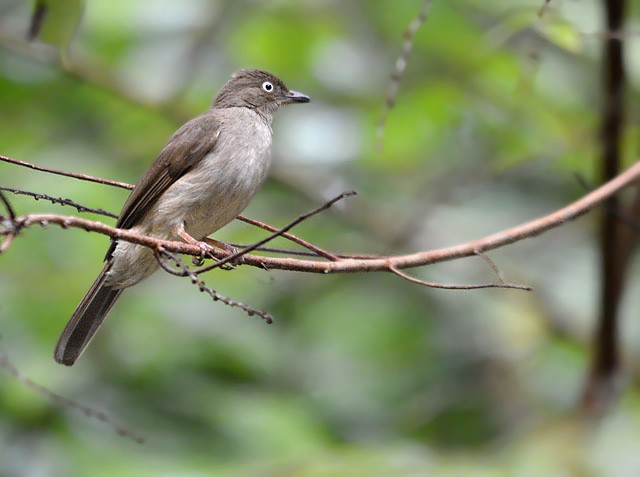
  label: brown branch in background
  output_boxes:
[582,0,628,413]
[3,159,640,275]
[0,347,143,443]
[376,0,432,152]
[0,154,132,190]
[154,249,274,323]
[575,173,640,231]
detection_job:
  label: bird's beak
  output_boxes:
[284,89,310,104]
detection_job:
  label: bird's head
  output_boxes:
[213,69,309,119]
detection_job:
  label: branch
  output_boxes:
[0,186,118,218]
[3,160,640,275]
[0,190,16,253]
[194,191,355,273]
[582,0,628,413]
[387,264,531,291]
[0,154,132,190]
[0,347,143,443]
[236,215,339,261]
[0,155,338,260]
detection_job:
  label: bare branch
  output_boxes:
[0,347,143,443]
[376,0,432,151]
[4,159,640,277]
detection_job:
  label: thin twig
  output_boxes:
[227,243,330,258]
[387,263,531,291]
[194,191,357,274]
[0,189,16,220]
[155,249,274,323]
[376,0,432,152]
[236,216,339,261]
[0,348,144,443]
[154,248,188,277]
[475,250,507,284]
[0,186,118,218]
[0,154,132,190]
[227,243,383,259]
[0,190,17,254]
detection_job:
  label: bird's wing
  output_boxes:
[105,113,221,260]
[116,113,221,231]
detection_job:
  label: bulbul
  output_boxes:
[55,69,310,366]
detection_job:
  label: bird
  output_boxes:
[54,69,310,366]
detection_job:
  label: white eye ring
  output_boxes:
[262,81,274,92]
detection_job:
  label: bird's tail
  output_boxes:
[54,264,123,366]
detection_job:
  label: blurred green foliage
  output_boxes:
[1,0,640,475]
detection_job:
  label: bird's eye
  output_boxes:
[262,81,274,92]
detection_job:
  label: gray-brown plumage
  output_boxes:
[55,69,309,366]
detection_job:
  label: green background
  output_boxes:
[1,0,640,475]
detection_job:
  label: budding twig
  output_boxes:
[376,0,432,151]
[0,186,118,218]
[155,249,274,323]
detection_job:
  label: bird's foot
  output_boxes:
[176,223,216,266]
[191,241,215,266]
[176,224,242,269]
[202,238,241,269]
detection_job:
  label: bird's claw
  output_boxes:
[192,241,214,266]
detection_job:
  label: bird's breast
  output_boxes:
[151,108,273,241]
